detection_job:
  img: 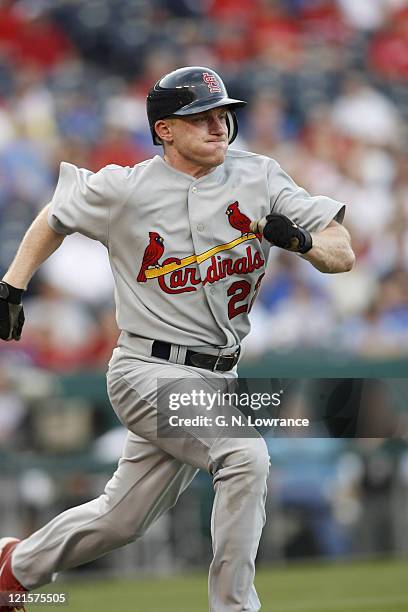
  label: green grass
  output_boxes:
[34,558,408,612]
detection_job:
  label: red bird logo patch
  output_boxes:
[137,231,165,282]
[226,202,262,241]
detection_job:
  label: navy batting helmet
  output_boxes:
[146,66,246,145]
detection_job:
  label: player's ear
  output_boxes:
[154,119,174,144]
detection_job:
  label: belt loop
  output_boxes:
[169,344,180,363]
[213,354,222,371]
[168,344,188,365]
[176,345,187,365]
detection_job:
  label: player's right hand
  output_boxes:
[0,281,25,341]
[250,213,313,254]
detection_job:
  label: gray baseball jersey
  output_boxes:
[48,149,345,350]
[13,148,345,611]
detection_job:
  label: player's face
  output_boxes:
[161,107,229,177]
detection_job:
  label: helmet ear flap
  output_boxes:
[226,110,238,144]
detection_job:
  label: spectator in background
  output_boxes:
[369,4,408,81]
[337,269,408,356]
[244,91,290,155]
[0,366,26,449]
[89,125,148,171]
[331,73,401,146]
[0,1,74,73]
[21,280,100,371]
[354,443,398,555]
[336,0,404,33]
[39,233,114,308]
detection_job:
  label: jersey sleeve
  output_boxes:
[48,162,123,245]
[268,161,345,232]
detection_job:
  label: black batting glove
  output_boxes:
[0,281,25,341]
[251,213,313,254]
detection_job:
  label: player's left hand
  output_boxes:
[250,213,313,254]
[0,281,25,341]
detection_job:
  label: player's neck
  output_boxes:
[163,152,219,179]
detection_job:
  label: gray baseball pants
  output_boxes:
[12,347,270,611]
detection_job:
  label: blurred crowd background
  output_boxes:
[1,0,408,574]
[1,0,408,365]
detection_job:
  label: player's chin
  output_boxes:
[204,141,227,164]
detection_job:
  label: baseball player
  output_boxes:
[0,66,354,612]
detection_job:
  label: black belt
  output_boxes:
[151,340,240,372]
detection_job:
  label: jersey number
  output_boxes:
[227,274,265,319]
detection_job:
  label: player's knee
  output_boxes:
[243,437,270,481]
[220,437,270,483]
[103,513,140,546]
[97,495,141,545]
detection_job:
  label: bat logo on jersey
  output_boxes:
[136,202,265,295]
[155,247,265,295]
[203,72,222,93]
[137,231,165,282]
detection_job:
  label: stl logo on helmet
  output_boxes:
[203,72,222,93]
